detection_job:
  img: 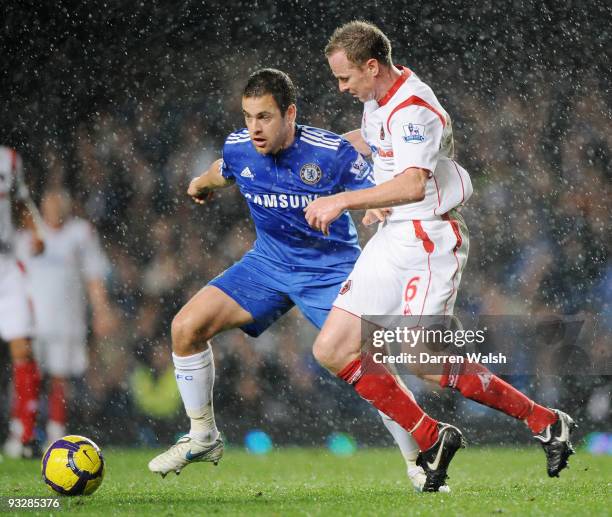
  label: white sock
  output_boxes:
[46,420,66,444]
[379,410,420,467]
[173,346,219,443]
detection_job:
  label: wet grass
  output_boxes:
[1,446,610,516]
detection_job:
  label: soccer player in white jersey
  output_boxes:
[305,21,576,489]
[0,146,45,458]
[15,188,115,446]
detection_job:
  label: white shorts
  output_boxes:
[33,334,88,377]
[334,211,469,319]
[0,256,34,342]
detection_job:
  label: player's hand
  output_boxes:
[304,194,347,236]
[187,178,214,204]
[362,208,392,226]
[31,235,45,255]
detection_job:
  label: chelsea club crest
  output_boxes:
[300,163,322,185]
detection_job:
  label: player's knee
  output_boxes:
[313,332,348,372]
[9,338,33,361]
[171,311,213,355]
[170,314,191,354]
[312,336,333,369]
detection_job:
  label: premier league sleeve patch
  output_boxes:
[300,163,323,185]
[220,158,234,179]
[402,123,426,144]
[349,154,371,180]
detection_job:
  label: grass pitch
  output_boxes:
[0,446,610,516]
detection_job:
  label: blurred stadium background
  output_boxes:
[0,1,610,450]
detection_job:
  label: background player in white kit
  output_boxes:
[0,146,45,458]
[15,188,115,447]
[305,21,577,488]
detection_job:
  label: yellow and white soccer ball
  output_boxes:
[41,435,105,496]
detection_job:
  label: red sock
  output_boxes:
[440,362,557,433]
[338,356,439,451]
[48,378,67,426]
[12,360,41,443]
[10,384,22,422]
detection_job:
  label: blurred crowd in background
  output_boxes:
[0,2,610,447]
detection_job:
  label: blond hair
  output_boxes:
[325,21,393,67]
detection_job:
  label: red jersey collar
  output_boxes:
[377,65,411,106]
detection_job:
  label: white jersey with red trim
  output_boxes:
[362,66,472,221]
[0,146,34,341]
[15,218,110,339]
[0,146,28,254]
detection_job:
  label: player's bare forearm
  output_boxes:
[197,159,233,189]
[87,279,116,337]
[304,168,427,235]
[340,167,428,210]
[342,129,372,157]
[188,158,234,204]
[87,279,111,312]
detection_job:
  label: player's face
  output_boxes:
[41,191,69,228]
[242,94,296,155]
[327,50,376,102]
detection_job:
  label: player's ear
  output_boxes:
[366,58,379,77]
[285,104,297,124]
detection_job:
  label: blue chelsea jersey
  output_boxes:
[220,124,374,270]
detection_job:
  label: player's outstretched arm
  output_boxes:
[187,158,234,204]
[340,167,427,209]
[87,278,118,338]
[342,129,372,158]
[305,167,427,235]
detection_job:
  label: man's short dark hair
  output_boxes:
[243,68,297,115]
[325,21,393,67]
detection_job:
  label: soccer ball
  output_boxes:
[41,435,105,496]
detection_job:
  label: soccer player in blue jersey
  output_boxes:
[148,68,446,491]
